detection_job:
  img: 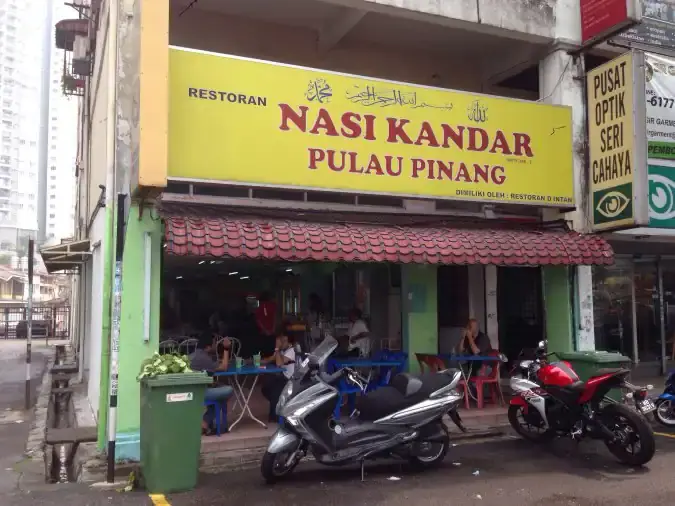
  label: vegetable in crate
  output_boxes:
[137,352,192,380]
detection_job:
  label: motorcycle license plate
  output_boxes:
[637,399,656,414]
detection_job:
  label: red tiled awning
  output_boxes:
[163,215,614,267]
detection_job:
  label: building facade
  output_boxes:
[56,0,630,460]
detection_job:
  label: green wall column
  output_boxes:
[543,266,574,354]
[96,207,113,449]
[112,203,163,459]
[401,264,438,373]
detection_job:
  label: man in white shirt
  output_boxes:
[262,333,296,421]
[347,307,371,357]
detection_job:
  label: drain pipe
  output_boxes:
[104,0,120,484]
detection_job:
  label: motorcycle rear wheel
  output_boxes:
[261,450,300,484]
[602,403,655,467]
[508,404,554,443]
[654,399,675,427]
[408,427,449,470]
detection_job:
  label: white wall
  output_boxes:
[170,11,484,92]
[485,265,499,349]
[86,211,105,419]
[334,0,571,41]
[468,265,486,330]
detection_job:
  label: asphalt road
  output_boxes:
[7,428,675,506]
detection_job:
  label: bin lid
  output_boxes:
[556,351,632,364]
[142,372,213,387]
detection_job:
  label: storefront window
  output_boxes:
[659,261,675,362]
[592,261,634,357]
[634,262,659,362]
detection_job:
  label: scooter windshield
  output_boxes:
[295,336,338,378]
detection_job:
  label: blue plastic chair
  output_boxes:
[203,399,228,436]
[327,359,362,419]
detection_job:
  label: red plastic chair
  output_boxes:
[415,353,429,373]
[469,350,504,408]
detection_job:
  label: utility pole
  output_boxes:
[107,194,126,483]
[24,239,34,410]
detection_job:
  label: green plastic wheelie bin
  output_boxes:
[140,372,213,494]
[556,351,632,401]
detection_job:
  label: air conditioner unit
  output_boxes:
[72,36,92,77]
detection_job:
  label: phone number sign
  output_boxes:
[645,53,675,161]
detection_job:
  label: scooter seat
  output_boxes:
[391,373,424,397]
[357,371,457,422]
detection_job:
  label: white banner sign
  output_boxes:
[166,392,193,403]
[645,53,675,160]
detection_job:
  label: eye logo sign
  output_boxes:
[649,173,675,222]
[596,191,630,219]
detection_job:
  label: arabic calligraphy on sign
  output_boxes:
[345,85,453,110]
[305,78,333,104]
[467,100,488,123]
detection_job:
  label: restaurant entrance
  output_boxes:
[152,202,615,456]
[160,257,404,357]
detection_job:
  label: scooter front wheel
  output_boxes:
[654,398,675,427]
[261,450,300,484]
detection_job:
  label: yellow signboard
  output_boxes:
[168,47,575,207]
[587,51,647,231]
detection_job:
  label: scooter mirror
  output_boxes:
[537,340,547,350]
[498,353,508,363]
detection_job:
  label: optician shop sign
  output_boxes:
[168,47,575,208]
[587,51,648,231]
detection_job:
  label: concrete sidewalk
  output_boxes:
[0,340,52,497]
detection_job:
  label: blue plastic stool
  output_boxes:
[203,399,228,435]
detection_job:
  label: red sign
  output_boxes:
[581,0,631,44]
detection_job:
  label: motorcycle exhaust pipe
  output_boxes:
[448,409,467,433]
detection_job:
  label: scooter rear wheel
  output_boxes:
[408,426,449,470]
[261,450,299,484]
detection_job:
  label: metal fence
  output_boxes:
[0,305,71,339]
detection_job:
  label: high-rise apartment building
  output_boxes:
[0,0,45,253]
[44,0,77,244]
[0,0,76,255]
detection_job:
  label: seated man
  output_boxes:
[456,318,493,377]
[189,335,234,435]
[347,307,371,357]
[261,331,296,422]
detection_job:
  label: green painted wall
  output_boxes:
[116,204,163,434]
[401,264,438,373]
[97,207,113,448]
[543,266,573,354]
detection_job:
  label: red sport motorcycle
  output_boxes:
[509,341,656,466]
